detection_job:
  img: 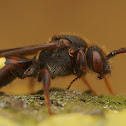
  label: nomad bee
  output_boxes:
[0,34,126,114]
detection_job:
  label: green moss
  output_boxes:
[0,89,126,125]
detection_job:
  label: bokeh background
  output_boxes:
[0,0,126,95]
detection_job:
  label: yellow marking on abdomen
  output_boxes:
[0,57,6,69]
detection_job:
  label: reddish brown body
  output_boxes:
[0,34,126,114]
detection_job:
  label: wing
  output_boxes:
[0,43,59,57]
[0,37,72,57]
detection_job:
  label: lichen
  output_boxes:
[0,88,126,125]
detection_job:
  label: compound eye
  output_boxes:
[92,51,103,73]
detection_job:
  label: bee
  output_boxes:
[0,34,126,114]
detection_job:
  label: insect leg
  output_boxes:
[0,64,16,87]
[68,48,97,95]
[76,50,87,72]
[0,56,32,88]
[5,56,32,79]
[38,68,53,114]
[103,76,115,95]
[67,49,86,89]
[66,76,79,90]
[81,77,97,95]
[9,64,30,79]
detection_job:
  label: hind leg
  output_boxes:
[0,56,32,87]
[0,64,16,87]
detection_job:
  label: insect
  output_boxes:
[0,34,126,114]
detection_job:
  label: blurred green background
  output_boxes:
[0,0,126,95]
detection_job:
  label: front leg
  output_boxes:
[38,68,52,114]
[68,48,97,95]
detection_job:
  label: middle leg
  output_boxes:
[38,68,53,114]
